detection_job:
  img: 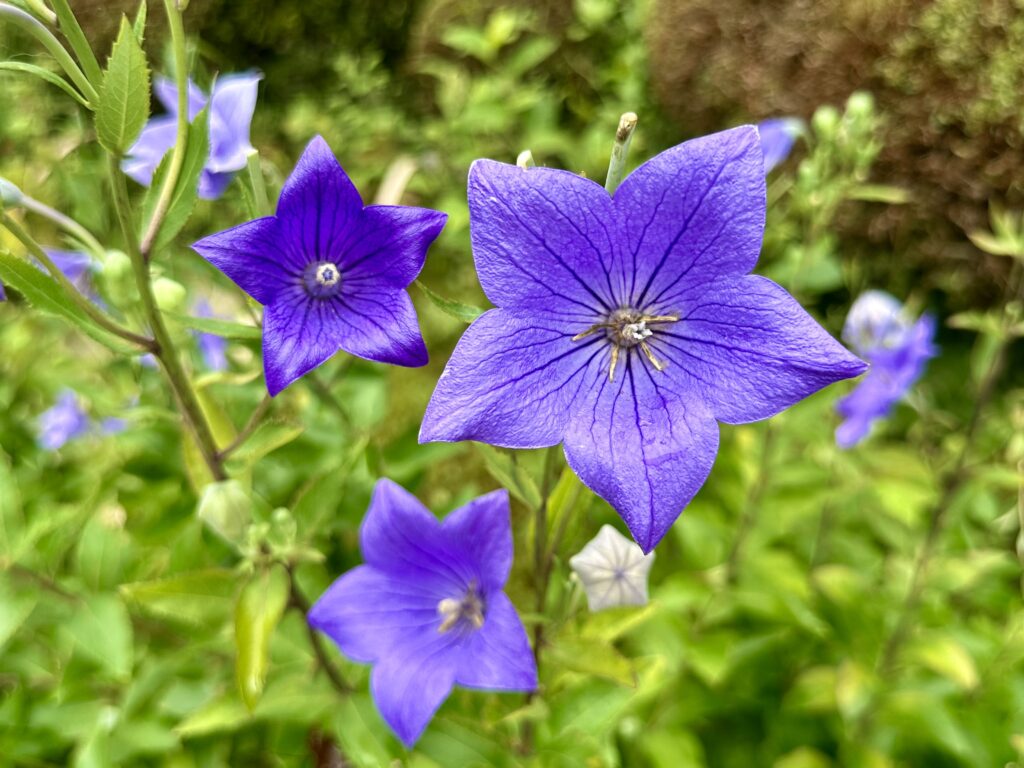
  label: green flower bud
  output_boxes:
[152,276,187,311]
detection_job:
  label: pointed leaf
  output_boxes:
[416,279,486,323]
[234,565,290,711]
[0,62,90,108]
[96,16,150,154]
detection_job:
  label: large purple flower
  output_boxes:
[835,290,938,448]
[420,126,866,551]
[309,479,537,747]
[193,136,445,395]
[123,73,261,200]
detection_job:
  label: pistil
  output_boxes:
[437,583,485,633]
[572,309,678,381]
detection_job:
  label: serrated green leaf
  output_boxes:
[96,16,150,154]
[0,62,91,108]
[140,106,209,249]
[0,248,135,353]
[235,564,289,711]
[416,279,486,323]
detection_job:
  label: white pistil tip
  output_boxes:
[623,321,652,342]
[315,262,340,287]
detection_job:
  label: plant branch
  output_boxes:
[1,213,155,349]
[138,0,190,257]
[107,156,226,481]
[218,395,272,460]
[19,192,106,260]
[288,573,352,695]
[48,0,102,87]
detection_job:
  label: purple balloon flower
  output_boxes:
[38,389,90,450]
[835,290,938,448]
[123,73,261,200]
[420,126,866,552]
[757,117,803,173]
[193,136,445,396]
[193,299,229,372]
[309,479,537,747]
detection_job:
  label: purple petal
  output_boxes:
[275,136,364,264]
[468,160,622,321]
[198,169,235,200]
[44,248,91,283]
[454,591,537,692]
[613,125,765,310]
[419,309,597,448]
[441,489,512,592]
[207,72,261,173]
[360,479,476,593]
[654,275,868,424]
[154,76,206,119]
[261,287,345,396]
[563,362,720,552]
[122,117,177,187]
[308,565,443,665]
[38,389,90,451]
[370,634,460,747]
[192,216,299,306]
[342,205,446,290]
[757,118,802,173]
[329,285,428,368]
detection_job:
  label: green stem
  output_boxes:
[604,112,638,195]
[107,156,226,481]
[19,193,106,260]
[1,213,154,349]
[0,3,97,103]
[218,395,272,460]
[48,0,102,87]
[20,0,54,24]
[245,150,271,218]
[288,571,352,695]
[139,0,190,257]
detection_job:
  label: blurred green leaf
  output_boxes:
[121,568,237,627]
[0,573,36,652]
[548,635,636,686]
[476,444,541,509]
[225,420,304,475]
[910,635,979,690]
[95,17,150,154]
[197,479,252,548]
[0,62,91,108]
[416,279,486,323]
[168,311,261,340]
[66,593,133,679]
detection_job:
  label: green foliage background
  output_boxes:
[0,1,1022,766]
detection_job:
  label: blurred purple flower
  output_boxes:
[835,290,938,447]
[0,282,6,301]
[309,480,536,747]
[193,136,445,396]
[757,118,803,173]
[123,73,261,200]
[193,299,229,371]
[420,126,866,552]
[100,417,128,435]
[38,389,89,450]
[42,248,100,302]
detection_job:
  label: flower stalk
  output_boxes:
[48,0,102,88]
[17,191,107,261]
[604,111,638,195]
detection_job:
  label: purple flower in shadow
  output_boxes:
[309,479,537,747]
[420,126,866,552]
[38,389,89,450]
[192,136,445,396]
[193,299,229,372]
[123,73,261,200]
[835,290,938,447]
[757,118,803,173]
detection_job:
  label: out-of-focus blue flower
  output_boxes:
[123,73,261,200]
[757,117,803,173]
[100,416,128,435]
[42,248,100,302]
[38,389,90,450]
[193,136,445,396]
[193,299,229,371]
[309,480,537,747]
[835,290,938,447]
[0,282,6,301]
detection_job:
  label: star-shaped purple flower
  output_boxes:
[192,136,445,395]
[420,126,866,552]
[123,73,261,200]
[309,479,537,747]
[835,290,938,448]
[38,389,89,450]
[757,118,803,173]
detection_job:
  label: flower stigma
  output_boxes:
[571,308,678,381]
[437,583,485,633]
[303,261,343,298]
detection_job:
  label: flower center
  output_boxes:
[437,583,485,634]
[303,261,342,298]
[572,308,679,381]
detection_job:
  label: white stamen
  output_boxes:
[622,321,652,343]
[315,262,340,287]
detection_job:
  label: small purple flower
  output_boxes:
[193,299,229,372]
[309,479,537,747]
[38,389,90,450]
[420,126,866,552]
[193,136,445,396]
[757,118,803,173]
[123,73,261,200]
[835,290,938,448]
[42,248,99,302]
